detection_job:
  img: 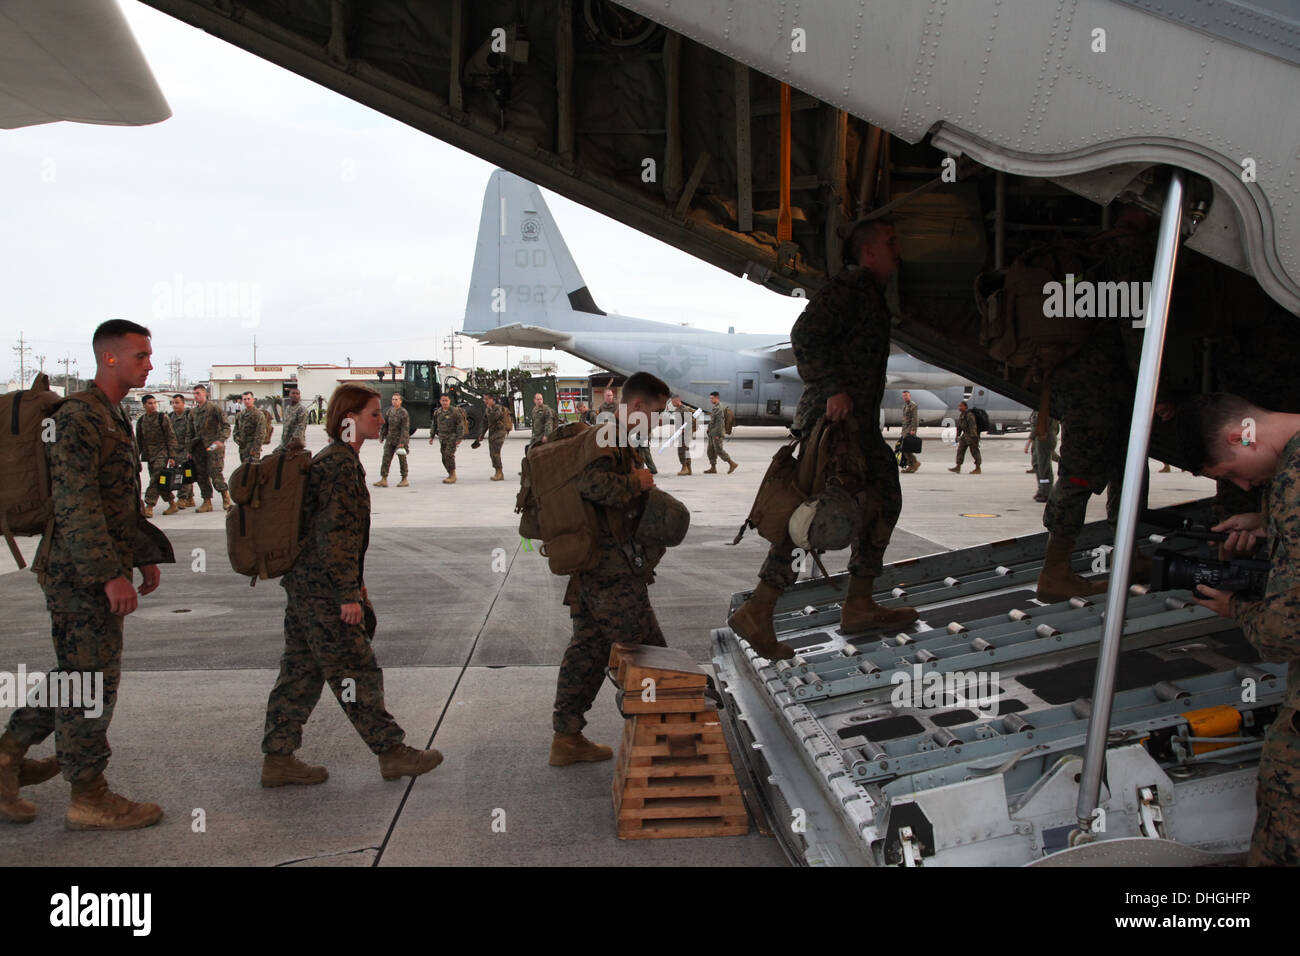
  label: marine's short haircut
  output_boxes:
[846,218,896,265]
[193,384,209,395]
[92,319,150,353]
[622,371,671,402]
[142,394,155,404]
[242,391,254,399]
[326,383,380,441]
[1183,392,1264,471]
[709,391,720,398]
[171,394,186,403]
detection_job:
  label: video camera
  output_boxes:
[1150,548,1270,600]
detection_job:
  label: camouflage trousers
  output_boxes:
[900,435,917,471]
[706,436,734,466]
[637,440,657,474]
[262,594,404,756]
[1032,432,1056,498]
[677,444,691,466]
[236,442,261,465]
[380,442,408,479]
[955,437,981,466]
[143,461,176,506]
[6,606,123,783]
[192,442,229,498]
[760,428,902,589]
[439,438,459,475]
[1043,348,1133,538]
[1248,706,1300,866]
[488,434,506,471]
[553,573,667,734]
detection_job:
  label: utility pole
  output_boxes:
[59,354,78,392]
[443,333,459,367]
[253,335,257,365]
[167,357,182,391]
[12,332,32,386]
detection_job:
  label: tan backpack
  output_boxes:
[225,444,346,584]
[259,407,273,444]
[724,406,735,435]
[0,374,62,568]
[515,421,617,575]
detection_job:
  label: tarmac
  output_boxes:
[0,424,1213,866]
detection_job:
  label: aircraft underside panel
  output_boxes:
[715,503,1285,866]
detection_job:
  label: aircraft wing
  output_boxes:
[463,324,575,350]
[1,0,170,130]
[741,341,795,367]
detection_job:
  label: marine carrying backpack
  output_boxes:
[225,444,346,584]
[723,406,735,435]
[0,374,61,569]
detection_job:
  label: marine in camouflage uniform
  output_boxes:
[378,400,410,483]
[666,397,696,473]
[433,399,466,480]
[530,398,558,447]
[475,398,511,478]
[576,402,597,426]
[278,394,308,450]
[135,401,180,511]
[6,384,173,791]
[705,396,736,471]
[168,397,197,506]
[232,400,264,464]
[263,440,406,759]
[553,434,666,739]
[900,394,919,471]
[191,389,231,507]
[951,403,982,471]
[1028,411,1059,502]
[1223,431,1300,866]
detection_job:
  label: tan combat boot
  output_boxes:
[261,754,328,788]
[948,465,961,473]
[727,461,739,474]
[396,478,409,487]
[909,462,922,473]
[195,498,213,514]
[142,505,154,518]
[442,472,457,484]
[677,463,689,476]
[703,465,718,474]
[839,575,919,634]
[0,733,37,824]
[378,744,444,780]
[221,490,234,512]
[1036,533,1109,603]
[491,468,505,481]
[179,497,195,509]
[549,733,613,766]
[971,466,982,475]
[65,775,163,831]
[373,477,388,487]
[727,582,796,661]
[162,501,179,515]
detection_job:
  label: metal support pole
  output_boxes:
[994,171,1006,269]
[1074,169,1185,834]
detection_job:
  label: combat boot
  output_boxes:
[839,575,919,634]
[0,732,37,824]
[142,505,154,518]
[442,473,457,484]
[1026,467,1037,473]
[727,582,795,661]
[727,461,739,474]
[948,465,961,473]
[19,754,59,788]
[163,501,179,515]
[65,775,163,831]
[677,464,688,476]
[549,733,613,766]
[195,498,213,514]
[971,466,982,475]
[177,498,192,509]
[396,478,409,487]
[1036,533,1108,603]
[373,477,388,487]
[491,468,505,481]
[378,744,443,780]
[907,462,921,473]
[703,465,718,474]
[221,491,234,512]
[261,753,328,788]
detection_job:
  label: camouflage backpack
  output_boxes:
[0,374,62,568]
[225,444,347,584]
[515,421,618,576]
[259,407,273,445]
[724,405,735,435]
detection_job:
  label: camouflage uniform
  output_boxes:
[168,406,197,504]
[279,400,308,450]
[900,399,919,470]
[480,403,511,471]
[379,405,411,480]
[553,445,666,734]
[191,399,231,499]
[7,384,172,782]
[706,402,735,467]
[577,409,597,426]
[1029,411,1059,499]
[135,411,180,506]
[759,267,902,588]
[1228,431,1300,866]
[530,403,558,447]
[666,403,696,467]
[232,406,264,464]
[263,441,404,756]
[954,409,982,467]
[433,405,466,476]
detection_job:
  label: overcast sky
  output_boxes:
[1,1,804,388]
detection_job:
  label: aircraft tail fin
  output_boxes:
[462,169,603,337]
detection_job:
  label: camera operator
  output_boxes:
[1188,393,1300,866]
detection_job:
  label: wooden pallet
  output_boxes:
[608,643,749,840]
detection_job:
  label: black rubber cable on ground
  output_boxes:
[372,537,522,865]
